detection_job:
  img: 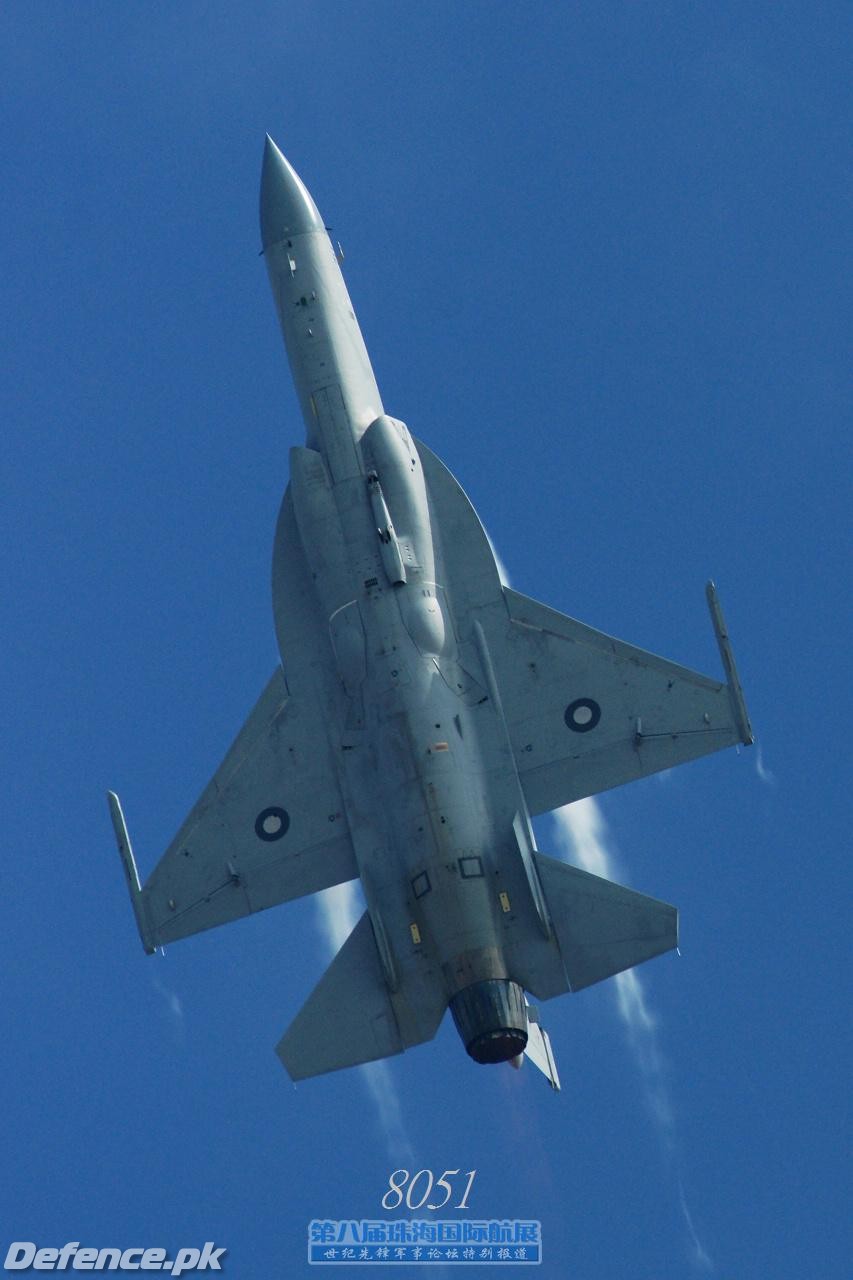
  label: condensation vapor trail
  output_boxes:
[314,882,415,1165]
[551,797,714,1274]
[150,970,186,1045]
[755,742,775,785]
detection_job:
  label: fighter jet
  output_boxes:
[109,137,752,1090]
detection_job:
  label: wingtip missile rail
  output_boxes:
[705,581,754,747]
[107,791,155,955]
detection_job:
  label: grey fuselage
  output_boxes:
[261,140,530,1052]
[110,140,739,1087]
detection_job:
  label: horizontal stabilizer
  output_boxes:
[277,911,445,1081]
[535,853,677,992]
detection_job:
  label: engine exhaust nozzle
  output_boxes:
[449,979,528,1065]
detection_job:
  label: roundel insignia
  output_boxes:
[255,806,290,842]
[564,698,601,733]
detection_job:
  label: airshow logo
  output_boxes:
[308,1170,542,1265]
[3,1243,226,1274]
[307,1221,542,1265]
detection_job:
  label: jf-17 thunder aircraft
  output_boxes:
[109,136,753,1091]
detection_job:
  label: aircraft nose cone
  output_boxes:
[260,135,325,249]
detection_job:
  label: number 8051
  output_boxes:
[381,1168,476,1211]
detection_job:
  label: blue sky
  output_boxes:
[3,3,850,1277]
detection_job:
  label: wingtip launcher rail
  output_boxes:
[705,581,754,747]
[107,790,155,955]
